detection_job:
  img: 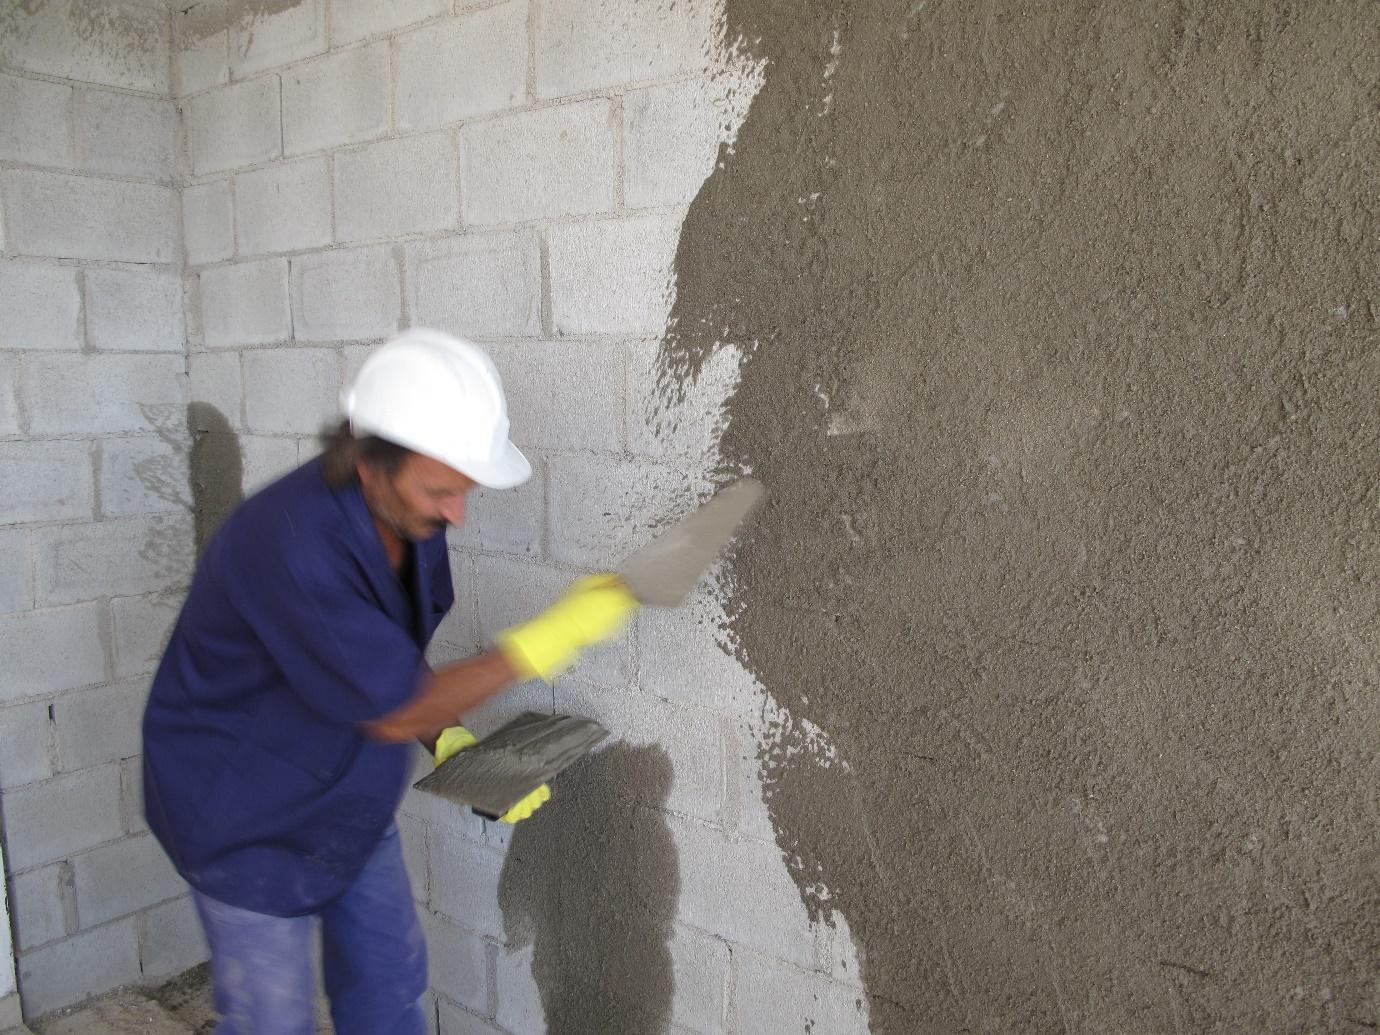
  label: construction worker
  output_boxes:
[141,328,636,1034]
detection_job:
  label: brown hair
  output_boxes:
[319,420,412,487]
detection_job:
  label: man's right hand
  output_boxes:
[495,574,639,683]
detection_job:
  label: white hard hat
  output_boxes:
[343,328,531,489]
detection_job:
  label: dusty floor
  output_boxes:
[30,966,332,1035]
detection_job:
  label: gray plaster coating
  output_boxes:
[498,743,678,1035]
[185,403,243,555]
[661,1,1379,1032]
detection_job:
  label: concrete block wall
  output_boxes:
[0,0,206,1019]
[170,0,865,1032]
[167,1,862,1032]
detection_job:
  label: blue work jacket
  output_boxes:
[142,457,453,917]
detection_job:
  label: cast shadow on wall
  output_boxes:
[186,402,243,554]
[498,743,679,1035]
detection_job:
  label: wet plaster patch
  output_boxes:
[498,743,679,1035]
[186,402,243,554]
[662,2,1380,1032]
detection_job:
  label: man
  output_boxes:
[142,329,635,1034]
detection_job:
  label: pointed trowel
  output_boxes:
[616,476,765,606]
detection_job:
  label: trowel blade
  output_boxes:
[616,477,765,607]
[413,712,609,820]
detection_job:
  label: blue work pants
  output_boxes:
[191,825,428,1035]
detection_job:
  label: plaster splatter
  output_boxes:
[662,1,1380,1031]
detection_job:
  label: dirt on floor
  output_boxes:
[662,0,1380,1031]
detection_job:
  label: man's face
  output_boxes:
[359,452,477,542]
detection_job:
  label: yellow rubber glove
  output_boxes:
[495,574,638,683]
[433,726,550,824]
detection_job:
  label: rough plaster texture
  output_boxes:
[662,2,1380,1032]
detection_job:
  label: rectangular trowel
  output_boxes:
[414,477,765,819]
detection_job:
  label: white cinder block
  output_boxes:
[111,594,180,679]
[624,77,752,209]
[0,527,33,614]
[0,170,176,263]
[186,77,282,175]
[423,912,489,1016]
[462,473,544,558]
[86,269,185,352]
[0,0,169,94]
[182,180,234,266]
[174,0,230,95]
[0,353,19,435]
[139,895,209,981]
[547,212,681,336]
[72,834,185,928]
[545,454,706,569]
[24,354,185,436]
[188,352,243,428]
[74,90,176,182]
[282,43,389,156]
[100,436,191,519]
[243,348,338,435]
[555,681,721,823]
[292,246,401,341]
[488,342,623,453]
[406,231,541,338]
[395,4,526,132]
[235,158,332,256]
[670,815,818,969]
[9,865,69,951]
[335,134,458,242]
[331,0,447,44]
[735,951,869,1035]
[1,765,124,871]
[639,587,760,718]
[460,100,615,225]
[473,555,629,687]
[0,605,105,704]
[53,679,150,774]
[669,922,731,1035]
[0,441,94,525]
[437,1000,505,1035]
[231,0,326,77]
[199,258,291,347]
[493,943,543,1035]
[16,916,141,1019]
[0,701,53,789]
[34,516,193,608]
[240,435,301,496]
[0,262,82,351]
[733,719,776,843]
[119,754,148,837]
[0,73,73,168]
[627,338,738,462]
[534,0,717,99]
[429,829,506,938]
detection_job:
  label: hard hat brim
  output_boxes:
[458,439,532,490]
